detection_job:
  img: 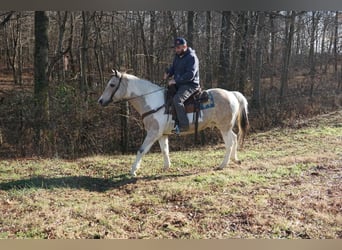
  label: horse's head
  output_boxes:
[98,69,125,106]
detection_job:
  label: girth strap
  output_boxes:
[141,104,165,120]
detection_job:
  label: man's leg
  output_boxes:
[173,85,198,131]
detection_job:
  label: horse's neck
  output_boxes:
[126,76,165,115]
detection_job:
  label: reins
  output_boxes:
[109,74,167,119]
[111,88,165,105]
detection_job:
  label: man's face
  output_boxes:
[175,44,187,55]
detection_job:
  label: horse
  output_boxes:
[98,69,249,177]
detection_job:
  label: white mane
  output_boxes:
[125,74,163,94]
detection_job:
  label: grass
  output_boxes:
[0,110,341,239]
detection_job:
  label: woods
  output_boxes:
[0,11,341,158]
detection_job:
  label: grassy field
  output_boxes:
[0,111,341,239]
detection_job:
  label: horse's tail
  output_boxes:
[233,91,250,146]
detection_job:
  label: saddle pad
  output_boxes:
[200,91,215,110]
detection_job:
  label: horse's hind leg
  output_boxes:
[217,129,234,170]
[130,132,159,177]
[231,131,241,164]
[158,136,171,171]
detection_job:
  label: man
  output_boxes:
[164,37,200,133]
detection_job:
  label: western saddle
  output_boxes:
[164,85,209,140]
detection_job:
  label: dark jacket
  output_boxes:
[166,47,200,88]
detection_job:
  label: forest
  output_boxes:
[0,11,341,158]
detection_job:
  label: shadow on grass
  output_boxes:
[0,172,196,192]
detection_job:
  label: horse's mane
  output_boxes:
[125,73,164,92]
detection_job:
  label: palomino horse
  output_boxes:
[98,69,249,176]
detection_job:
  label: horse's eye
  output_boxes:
[110,83,115,88]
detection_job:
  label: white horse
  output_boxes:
[98,69,249,176]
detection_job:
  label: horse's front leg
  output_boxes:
[130,132,159,177]
[158,136,171,171]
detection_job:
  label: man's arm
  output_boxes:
[176,55,198,84]
[164,57,176,79]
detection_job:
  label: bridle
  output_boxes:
[109,73,124,101]
[108,73,166,119]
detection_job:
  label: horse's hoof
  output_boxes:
[234,160,242,165]
[130,171,137,177]
[215,166,225,171]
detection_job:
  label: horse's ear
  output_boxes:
[112,69,118,77]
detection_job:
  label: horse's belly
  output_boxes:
[162,111,206,135]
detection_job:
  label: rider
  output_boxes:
[163,37,200,133]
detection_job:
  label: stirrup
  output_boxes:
[172,125,180,135]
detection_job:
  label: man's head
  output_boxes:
[174,37,188,55]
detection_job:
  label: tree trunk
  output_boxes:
[68,12,75,74]
[93,11,105,86]
[167,11,178,38]
[47,11,68,81]
[333,11,339,74]
[320,16,327,71]
[325,28,334,74]
[187,11,195,47]
[15,13,22,85]
[137,11,151,79]
[295,14,302,56]
[238,12,249,94]
[218,11,232,89]
[252,11,265,109]
[230,12,245,90]
[120,102,130,154]
[149,11,156,80]
[34,11,49,155]
[309,11,317,97]
[269,12,276,86]
[280,11,296,100]
[80,11,90,95]
[205,11,213,88]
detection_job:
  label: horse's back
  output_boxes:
[204,88,246,124]
[206,88,242,107]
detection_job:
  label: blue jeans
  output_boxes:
[172,84,199,129]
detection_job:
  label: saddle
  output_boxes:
[164,85,209,141]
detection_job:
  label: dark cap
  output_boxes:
[172,37,187,48]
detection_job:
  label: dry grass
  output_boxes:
[0,110,341,239]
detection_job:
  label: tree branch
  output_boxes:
[0,11,15,28]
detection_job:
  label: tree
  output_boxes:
[252,11,266,109]
[333,11,339,75]
[47,11,69,81]
[218,11,232,89]
[280,11,296,100]
[187,11,195,47]
[205,11,213,88]
[80,11,91,95]
[309,11,317,97]
[137,11,152,79]
[34,11,49,154]
[167,11,178,38]
[237,12,249,94]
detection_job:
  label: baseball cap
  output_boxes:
[171,37,187,48]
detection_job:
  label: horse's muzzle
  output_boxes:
[98,97,105,106]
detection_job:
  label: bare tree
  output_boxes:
[205,11,213,88]
[218,11,232,89]
[309,11,318,97]
[34,11,49,154]
[252,11,266,109]
[333,11,339,75]
[80,11,92,95]
[280,11,296,100]
[187,11,195,47]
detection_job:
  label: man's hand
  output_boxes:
[168,79,176,86]
[163,73,169,80]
